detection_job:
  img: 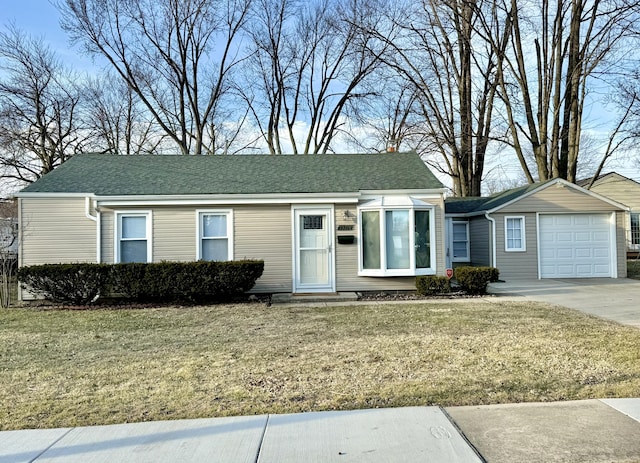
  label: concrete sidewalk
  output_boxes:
[2,399,639,462]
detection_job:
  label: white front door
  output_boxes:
[293,208,335,293]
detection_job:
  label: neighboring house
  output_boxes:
[0,199,18,260]
[445,179,628,280]
[577,172,640,255]
[16,152,447,298]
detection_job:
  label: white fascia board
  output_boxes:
[359,189,446,198]
[487,178,629,214]
[96,192,360,207]
[15,192,96,198]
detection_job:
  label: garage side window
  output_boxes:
[631,213,640,246]
[197,210,233,261]
[505,216,525,252]
[116,212,152,263]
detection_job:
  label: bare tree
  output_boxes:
[363,0,508,196]
[83,74,168,154]
[59,0,252,155]
[239,0,387,154]
[0,25,86,184]
[489,0,640,183]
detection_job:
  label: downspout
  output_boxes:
[485,212,496,268]
[84,197,101,263]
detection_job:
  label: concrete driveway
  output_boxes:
[489,278,640,328]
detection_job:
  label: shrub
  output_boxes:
[416,275,451,296]
[17,263,111,304]
[18,260,265,304]
[108,260,265,302]
[455,266,499,295]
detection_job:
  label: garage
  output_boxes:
[539,214,613,278]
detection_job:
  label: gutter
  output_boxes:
[84,197,101,263]
[485,212,496,267]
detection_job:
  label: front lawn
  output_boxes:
[2,300,640,430]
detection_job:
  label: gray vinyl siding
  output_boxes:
[20,197,97,266]
[492,212,538,279]
[469,216,491,266]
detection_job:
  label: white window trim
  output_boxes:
[114,210,153,263]
[504,216,526,252]
[196,209,234,261]
[358,203,436,277]
[630,211,640,249]
[451,220,470,263]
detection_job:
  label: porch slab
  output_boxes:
[271,292,358,305]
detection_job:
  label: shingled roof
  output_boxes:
[19,152,444,196]
[444,181,552,214]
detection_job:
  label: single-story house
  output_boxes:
[445,178,629,279]
[577,172,640,255]
[16,152,448,298]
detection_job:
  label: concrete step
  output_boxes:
[271,292,359,304]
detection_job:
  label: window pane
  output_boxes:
[632,213,640,245]
[386,210,409,269]
[506,218,522,249]
[202,239,228,261]
[120,240,147,263]
[122,216,146,239]
[452,222,468,259]
[202,215,227,238]
[453,241,468,258]
[415,210,430,269]
[362,211,380,269]
[452,222,467,241]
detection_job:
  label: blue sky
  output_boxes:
[2,0,95,68]
[3,1,65,44]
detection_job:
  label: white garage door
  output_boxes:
[539,214,612,278]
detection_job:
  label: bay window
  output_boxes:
[359,198,436,276]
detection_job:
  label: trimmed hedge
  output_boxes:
[17,263,111,304]
[18,260,264,305]
[416,275,451,296]
[109,260,265,302]
[455,266,499,295]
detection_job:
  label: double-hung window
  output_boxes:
[116,212,151,263]
[359,198,436,276]
[452,220,470,262]
[197,210,233,261]
[505,216,525,252]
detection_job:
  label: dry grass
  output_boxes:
[2,299,640,430]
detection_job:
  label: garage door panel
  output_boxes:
[575,232,590,242]
[539,214,612,278]
[557,248,573,258]
[575,248,591,258]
